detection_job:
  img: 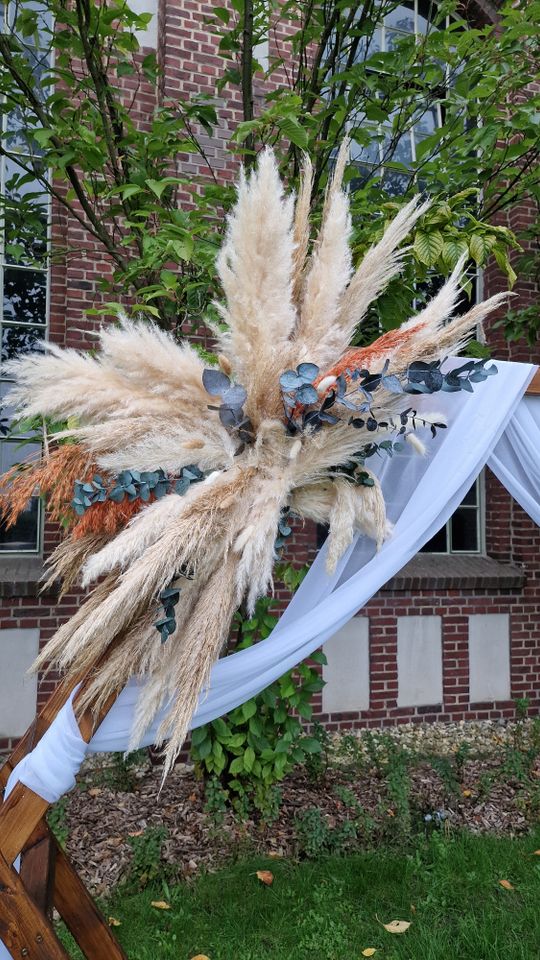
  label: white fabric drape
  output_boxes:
[488,395,540,526]
[3,358,535,809]
[0,360,538,960]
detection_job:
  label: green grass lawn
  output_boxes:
[59,831,540,960]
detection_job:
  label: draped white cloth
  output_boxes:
[3,361,538,808]
[488,395,540,526]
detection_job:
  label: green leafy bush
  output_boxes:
[191,565,326,821]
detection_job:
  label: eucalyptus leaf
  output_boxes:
[203,368,230,396]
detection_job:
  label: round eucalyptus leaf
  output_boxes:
[203,368,231,396]
[223,384,247,407]
[296,362,319,381]
[279,370,302,391]
[296,384,318,405]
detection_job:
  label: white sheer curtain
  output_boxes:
[488,395,540,525]
[3,359,536,813]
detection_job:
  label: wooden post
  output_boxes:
[526,369,540,395]
[0,670,128,959]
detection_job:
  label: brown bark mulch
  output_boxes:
[60,721,540,896]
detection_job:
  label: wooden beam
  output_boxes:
[525,369,540,395]
[20,832,56,917]
[0,850,70,960]
[54,840,128,959]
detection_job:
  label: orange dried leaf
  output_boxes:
[190,955,211,960]
[362,949,377,956]
[499,879,514,890]
[256,870,274,886]
[151,900,171,910]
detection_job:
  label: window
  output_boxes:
[348,1,484,555]
[0,0,51,554]
[421,476,484,554]
[349,1,456,196]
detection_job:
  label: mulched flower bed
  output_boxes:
[62,719,540,896]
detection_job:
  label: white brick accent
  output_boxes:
[397,616,442,707]
[322,617,369,713]
[469,613,511,702]
[129,0,158,48]
[0,628,39,738]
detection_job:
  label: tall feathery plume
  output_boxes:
[316,195,431,367]
[291,153,314,307]
[215,148,298,420]
[155,552,240,780]
[294,140,353,364]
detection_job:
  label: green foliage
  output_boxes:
[126,825,168,889]
[191,563,327,821]
[0,0,538,341]
[46,795,69,849]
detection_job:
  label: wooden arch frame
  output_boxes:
[0,370,538,958]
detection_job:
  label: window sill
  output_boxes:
[382,554,525,592]
[0,556,58,599]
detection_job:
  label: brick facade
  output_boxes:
[0,0,538,755]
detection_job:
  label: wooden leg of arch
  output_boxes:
[0,676,128,959]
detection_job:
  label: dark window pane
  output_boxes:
[0,496,39,551]
[3,268,47,325]
[382,169,410,197]
[4,158,48,264]
[0,439,40,552]
[460,482,477,506]
[2,325,45,362]
[421,525,448,553]
[451,508,479,552]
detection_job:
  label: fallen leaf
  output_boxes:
[190,955,210,960]
[386,808,395,817]
[108,917,121,927]
[128,829,144,838]
[151,900,171,910]
[462,789,472,798]
[362,949,377,956]
[499,879,514,890]
[533,850,540,856]
[256,870,274,886]
[380,919,411,935]
[88,787,102,798]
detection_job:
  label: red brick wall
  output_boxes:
[0,0,539,756]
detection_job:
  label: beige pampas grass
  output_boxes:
[3,144,507,775]
[292,153,314,307]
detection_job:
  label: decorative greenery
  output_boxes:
[203,367,255,451]
[154,586,181,644]
[72,465,204,516]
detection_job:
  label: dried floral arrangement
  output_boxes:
[0,145,503,773]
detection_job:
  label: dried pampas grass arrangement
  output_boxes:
[2,144,503,772]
